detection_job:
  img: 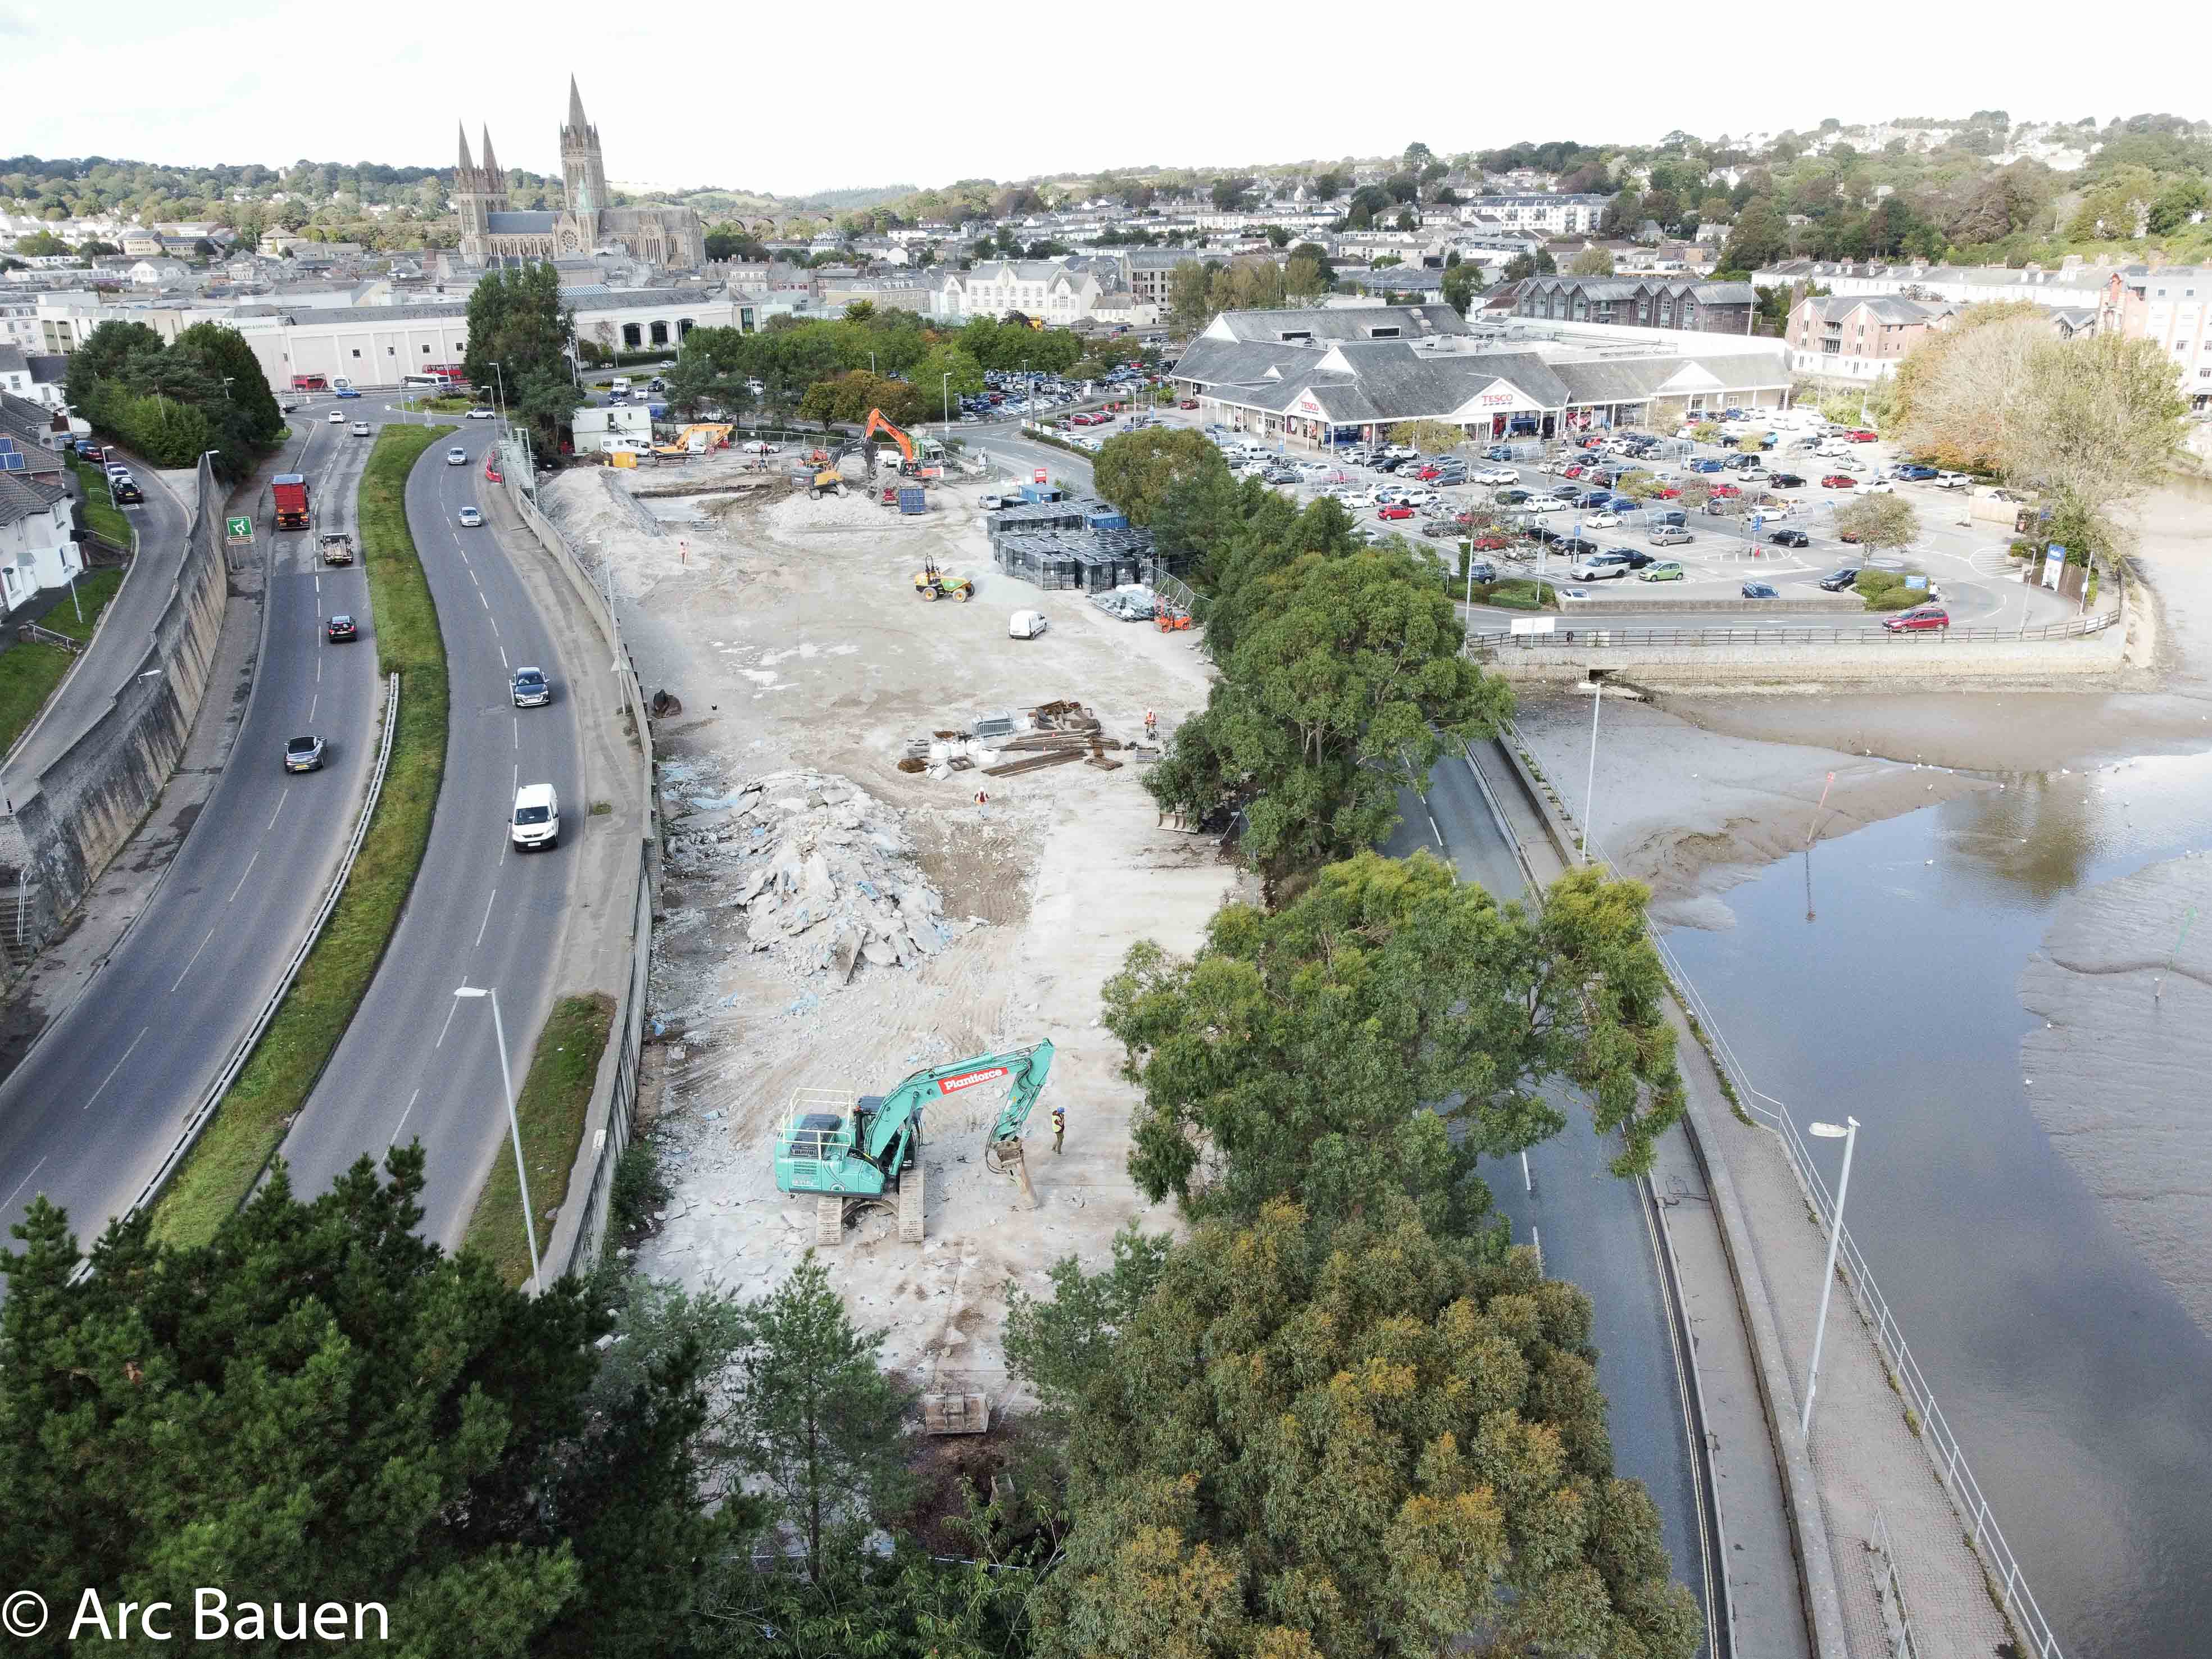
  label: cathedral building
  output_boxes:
[453,78,705,268]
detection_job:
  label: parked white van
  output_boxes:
[511,783,560,851]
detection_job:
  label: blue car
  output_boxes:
[1893,463,1939,480]
[1486,445,1515,461]
[1689,458,1725,474]
[335,386,362,398]
[1578,490,1611,508]
[1606,493,1640,511]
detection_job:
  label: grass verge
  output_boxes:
[0,569,128,757]
[153,424,454,1244]
[461,992,617,1287]
[67,458,134,547]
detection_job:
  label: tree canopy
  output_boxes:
[1093,428,1232,525]
[1007,1197,1702,1659]
[462,262,583,452]
[63,318,284,479]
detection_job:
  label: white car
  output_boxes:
[1584,511,1623,528]
[329,411,346,425]
[1009,610,1048,639]
[1863,479,1895,494]
[349,421,371,437]
[1475,467,1519,485]
[467,407,496,420]
[1935,472,1971,489]
[739,440,780,455]
[1341,489,1382,508]
[1383,443,1416,459]
[1524,497,1569,513]
[1397,489,1437,507]
[445,446,467,466]
[457,506,483,527]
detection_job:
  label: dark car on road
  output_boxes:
[511,666,551,708]
[284,734,325,773]
[111,478,142,503]
[1818,565,1861,590]
[1883,604,1950,632]
[1741,581,1779,599]
[1605,546,1655,569]
[1766,528,1811,548]
[325,614,358,643]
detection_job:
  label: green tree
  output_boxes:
[911,342,985,406]
[1736,429,1770,455]
[1442,263,1483,316]
[1719,199,1789,272]
[1832,494,1921,561]
[1389,419,1466,453]
[1103,851,1684,1227]
[462,262,582,451]
[724,1254,915,1575]
[1210,176,1253,211]
[1007,1198,1702,1659]
[1144,543,1512,878]
[0,1152,740,1659]
[1093,428,1232,525]
[1501,248,1557,281]
[171,320,286,472]
[1166,259,1215,332]
[1568,247,1616,276]
[1283,255,1327,298]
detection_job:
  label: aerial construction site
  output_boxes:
[542,440,1233,1412]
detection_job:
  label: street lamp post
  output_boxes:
[1582,673,1602,866]
[1800,1116,1860,1436]
[489,361,510,431]
[942,372,951,446]
[452,985,540,1293]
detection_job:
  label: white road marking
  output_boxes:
[267,786,290,832]
[1,1156,48,1213]
[475,888,497,948]
[317,654,323,681]
[388,1088,421,1149]
[314,574,320,597]
[171,924,219,992]
[228,847,261,903]
[83,1027,151,1111]
[479,590,489,610]
[499,644,507,669]
[434,997,462,1049]
[512,717,519,750]
[306,693,317,722]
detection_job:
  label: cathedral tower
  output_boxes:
[452,122,509,260]
[559,75,609,226]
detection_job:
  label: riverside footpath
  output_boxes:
[1481,725,2025,1659]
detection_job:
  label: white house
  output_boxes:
[932,260,1105,325]
[0,468,83,613]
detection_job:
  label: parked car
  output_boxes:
[1650,509,1688,528]
[1468,533,1510,552]
[1741,581,1779,599]
[1768,472,1806,489]
[1485,445,1516,461]
[1527,525,1564,545]
[1584,511,1622,528]
[1639,560,1688,579]
[111,479,142,503]
[1822,474,1857,489]
[1605,547,1655,569]
[1893,463,1939,480]
[457,506,483,527]
[1464,560,1499,584]
[1377,503,1416,521]
[283,734,325,774]
[1648,526,1693,547]
[1709,483,1742,499]
[1689,458,1726,474]
[1935,472,1971,489]
[1570,552,1633,580]
[1652,484,1682,499]
[1765,528,1811,549]
[1178,398,1200,410]
[1554,537,1598,557]
[1847,429,1879,443]
[1819,565,1861,590]
[1883,604,1950,633]
[325,613,358,643]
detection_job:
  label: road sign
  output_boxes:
[225,516,253,545]
[1751,512,1764,533]
[1033,467,1047,484]
[1509,617,1555,635]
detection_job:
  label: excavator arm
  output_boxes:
[856,1041,1056,1166]
[862,408,916,463]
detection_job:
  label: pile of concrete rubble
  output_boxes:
[664,770,976,981]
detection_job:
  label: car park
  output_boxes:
[1822,474,1857,489]
[1639,559,1688,580]
[284,734,325,774]
[1884,604,1950,633]
[325,613,358,643]
[458,506,483,527]
[1648,526,1693,547]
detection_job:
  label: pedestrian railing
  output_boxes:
[1502,709,2065,1659]
[1466,610,2118,652]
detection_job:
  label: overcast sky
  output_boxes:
[8,4,2210,197]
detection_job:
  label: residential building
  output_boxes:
[2096,263,2212,410]
[0,398,81,612]
[932,260,1105,325]
[1506,277,1757,334]
[1785,294,1957,380]
[1459,194,1610,235]
[0,345,34,402]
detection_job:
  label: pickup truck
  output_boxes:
[318,533,355,566]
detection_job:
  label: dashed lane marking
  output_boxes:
[171,924,218,993]
[83,1027,151,1111]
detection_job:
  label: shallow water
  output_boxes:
[1664,753,2212,1659]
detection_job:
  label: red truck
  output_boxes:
[289,374,329,392]
[272,473,311,531]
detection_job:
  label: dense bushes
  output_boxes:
[65,319,284,480]
[1854,567,1927,610]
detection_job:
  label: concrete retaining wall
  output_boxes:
[0,455,228,951]
[1483,631,2125,687]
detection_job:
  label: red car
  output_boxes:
[1579,435,1606,449]
[1178,399,1199,410]
[1822,474,1857,489]
[1563,464,1586,478]
[1883,604,1949,632]
[1468,533,1509,551]
[1847,430,1879,443]
[1654,485,1682,499]
[1377,503,1416,521]
[484,462,503,483]
[1708,483,1742,499]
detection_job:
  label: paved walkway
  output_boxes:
[1491,729,2022,1659]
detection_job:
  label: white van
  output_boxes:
[600,436,651,457]
[511,783,560,851]
[610,376,632,395]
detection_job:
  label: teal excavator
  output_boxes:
[775,1041,1055,1246]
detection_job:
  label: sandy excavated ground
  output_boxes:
[546,460,1234,1401]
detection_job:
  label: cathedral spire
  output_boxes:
[566,75,588,137]
[457,122,474,174]
[481,124,500,181]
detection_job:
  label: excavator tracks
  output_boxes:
[898,1159,926,1243]
[815,1194,844,1248]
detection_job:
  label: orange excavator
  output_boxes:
[863,410,943,481]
